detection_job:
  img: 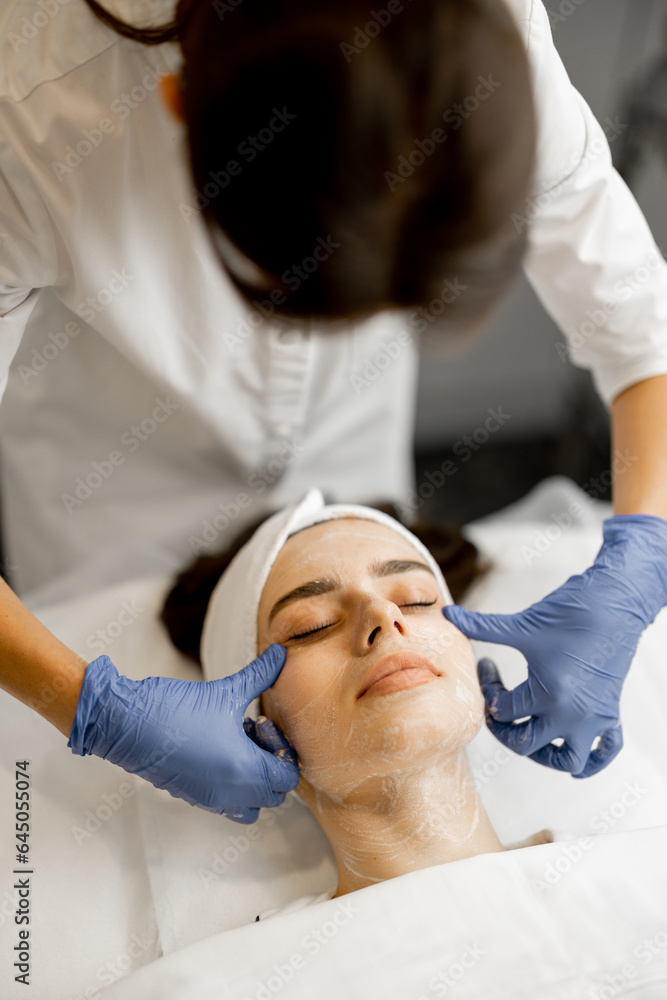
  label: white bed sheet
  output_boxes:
[99,824,667,1000]
[0,477,665,998]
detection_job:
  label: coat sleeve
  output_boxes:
[0,133,60,404]
[518,0,667,408]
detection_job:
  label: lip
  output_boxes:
[357,651,440,700]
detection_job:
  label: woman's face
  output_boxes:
[257,518,484,803]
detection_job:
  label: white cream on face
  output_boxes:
[256,517,504,894]
[260,524,480,786]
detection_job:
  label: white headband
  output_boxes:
[200,489,453,718]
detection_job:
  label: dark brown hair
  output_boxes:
[159,502,490,664]
[82,0,537,331]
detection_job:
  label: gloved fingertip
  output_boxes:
[570,756,596,778]
[483,714,513,747]
[574,726,623,778]
[263,643,287,667]
[243,718,256,739]
[528,739,588,775]
[477,659,507,719]
[269,756,301,794]
[253,717,297,759]
[441,604,462,623]
[243,645,289,703]
[224,806,260,825]
[277,749,299,773]
[477,658,500,685]
[599,726,624,752]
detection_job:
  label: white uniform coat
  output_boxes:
[2,0,667,604]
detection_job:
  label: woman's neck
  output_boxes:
[306,752,505,897]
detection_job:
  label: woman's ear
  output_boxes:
[159,73,185,123]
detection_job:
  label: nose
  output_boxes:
[356,594,406,653]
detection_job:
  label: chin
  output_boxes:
[362,694,483,764]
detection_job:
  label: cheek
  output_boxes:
[412,616,477,675]
[410,617,484,729]
[260,651,341,744]
[261,648,356,788]
[260,683,313,763]
[452,672,486,742]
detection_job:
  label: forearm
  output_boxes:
[0,575,88,737]
[610,374,667,520]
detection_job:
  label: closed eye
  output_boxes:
[285,599,438,642]
[285,620,337,642]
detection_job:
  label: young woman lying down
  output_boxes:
[160,490,553,920]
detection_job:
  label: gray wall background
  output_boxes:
[414,0,667,450]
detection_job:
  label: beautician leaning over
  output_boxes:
[2,0,667,823]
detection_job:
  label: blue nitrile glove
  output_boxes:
[68,644,299,824]
[243,714,292,753]
[442,515,667,778]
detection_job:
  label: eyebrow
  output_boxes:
[267,559,436,625]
